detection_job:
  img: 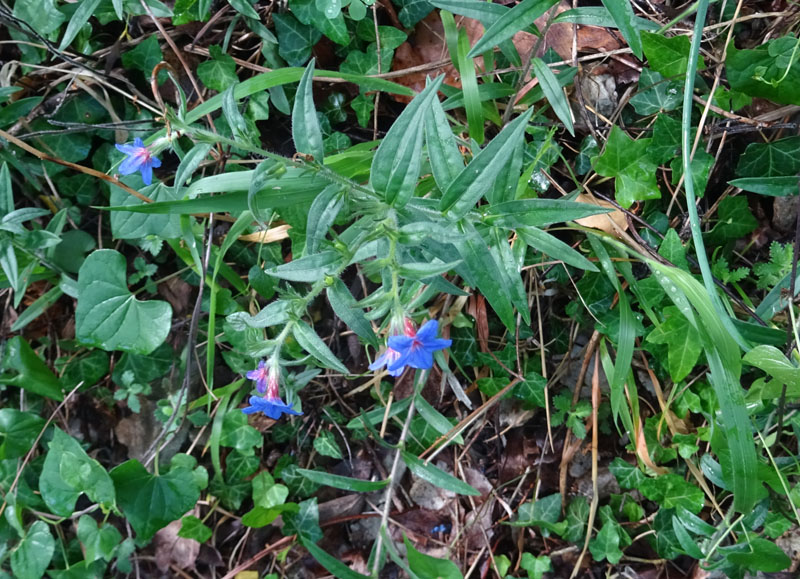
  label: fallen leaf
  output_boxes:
[573,192,628,234]
[237,223,291,244]
[154,514,200,572]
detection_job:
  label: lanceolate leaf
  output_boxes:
[467,0,558,58]
[293,320,350,374]
[601,0,642,59]
[292,59,325,161]
[327,278,378,347]
[440,108,534,219]
[370,76,444,206]
[401,451,480,495]
[531,58,574,135]
[424,86,463,191]
[517,226,598,271]
[306,184,344,254]
[296,468,389,491]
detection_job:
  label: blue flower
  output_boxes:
[115,137,162,185]
[242,395,302,420]
[387,320,451,372]
[369,348,405,377]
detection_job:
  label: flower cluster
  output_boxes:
[115,138,162,185]
[370,319,451,376]
[242,360,302,420]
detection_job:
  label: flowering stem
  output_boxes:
[371,369,426,575]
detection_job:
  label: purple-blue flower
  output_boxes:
[242,395,302,420]
[369,348,405,377]
[387,320,451,372]
[243,360,302,419]
[115,137,161,185]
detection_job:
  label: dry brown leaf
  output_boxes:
[153,514,200,572]
[573,192,628,235]
[237,224,291,244]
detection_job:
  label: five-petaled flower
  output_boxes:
[115,138,162,185]
[387,319,451,373]
[243,361,302,420]
[369,317,417,376]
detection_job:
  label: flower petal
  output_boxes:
[140,163,154,185]
[388,335,414,351]
[118,155,143,175]
[133,138,144,147]
[415,320,439,341]
[150,156,162,168]
[115,143,138,155]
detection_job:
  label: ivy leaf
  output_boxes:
[77,515,122,563]
[736,136,800,178]
[284,498,323,543]
[639,473,705,513]
[608,457,645,489]
[589,522,623,564]
[273,13,321,66]
[121,35,163,79]
[75,249,172,354]
[727,37,800,105]
[642,32,705,78]
[197,45,238,91]
[405,534,463,578]
[646,305,702,383]
[178,515,213,543]
[593,126,660,208]
[313,430,343,459]
[0,409,45,460]
[520,553,552,579]
[629,68,682,116]
[703,196,757,246]
[110,459,201,542]
[220,410,263,454]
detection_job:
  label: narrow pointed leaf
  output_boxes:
[293,320,350,374]
[467,0,558,58]
[292,59,324,161]
[401,451,480,495]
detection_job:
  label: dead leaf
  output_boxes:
[154,514,200,572]
[573,192,628,235]
[237,223,291,244]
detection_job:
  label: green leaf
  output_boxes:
[608,457,645,489]
[405,534,464,578]
[120,34,163,78]
[75,249,172,354]
[454,221,515,331]
[284,498,323,543]
[178,515,213,543]
[39,428,115,516]
[110,182,182,239]
[300,537,372,579]
[370,77,444,206]
[520,553,551,579]
[703,196,758,246]
[517,226,598,271]
[646,306,702,382]
[600,0,641,59]
[639,473,705,514]
[743,345,800,395]
[59,0,103,51]
[729,176,798,197]
[0,409,45,460]
[467,0,558,58]
[563,496,589,542]
[629,68,682,116]
[273,13,321,66]
[589,522,623,564]
[424,76,463,193]
[220,410,263,454]
[110,459,201,542]
[511,493,566,536]
[292,59,324,160]
[593,126,660,208]
[725,538,792,573]
[197,45,238,91]
[485,199,612,229]
[296,468,389,492]
[642,32,705,78]
[401,451,480,496]
[531,57,574,135]
[293,320,350,374]
[13,0,64,36]
[414,394,462,443]
[77,515,122,563]
[440,109,534,219]
[736,136,800,178]
[265,250,343,282]
[313,430,342,458]
[10,521,55,579]
[327,278,378,348]
[305,184,343,254]
[0,336,64,400]
[727,37,800,106]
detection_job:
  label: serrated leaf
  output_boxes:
[401,451,480,495]
[292,59,324,160]
[293,320,350,374]
[76,250,172,354]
